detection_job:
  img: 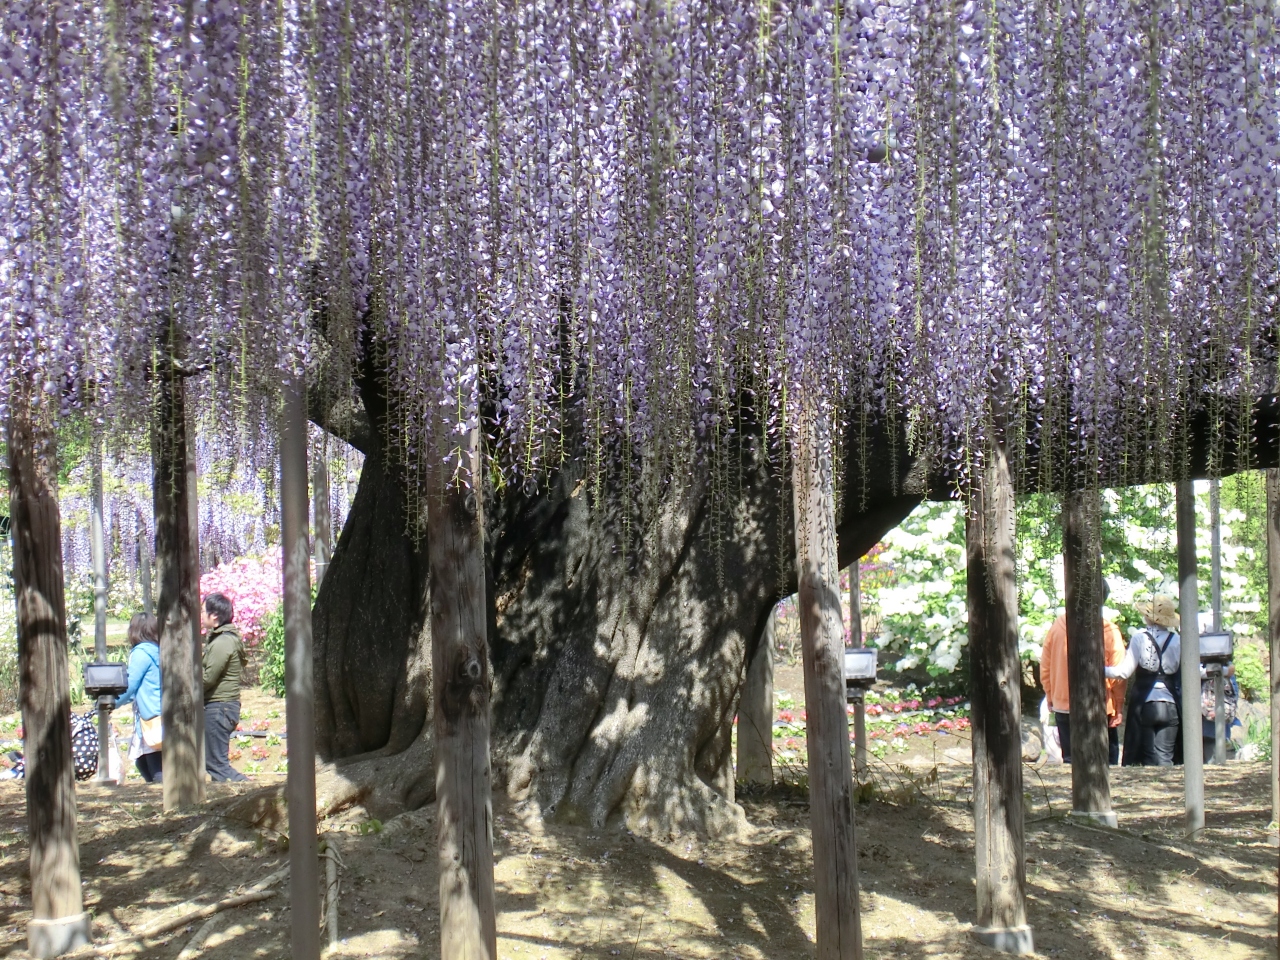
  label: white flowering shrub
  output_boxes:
[859,479,1267,681]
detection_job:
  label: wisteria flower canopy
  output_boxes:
[2,0,1277,491]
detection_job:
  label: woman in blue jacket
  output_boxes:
[115,613,163,783]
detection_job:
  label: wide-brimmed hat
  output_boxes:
[1136,594,1179,630]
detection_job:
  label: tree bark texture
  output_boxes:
[282,383,321,960]
[429,430,497,960]
[1267,469,1280,828]
[792,409,863,960]
[737,611,775,787]
[1175,480,1204,839]
[1061,488,1113,822]
[967,440,1032,953]
[9,396,88,945]
[312,414,917,835]
[153,359,205,810]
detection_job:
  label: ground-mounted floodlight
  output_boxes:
[844,648,877,699]
[1199,631,1233,664]
[82,662,128,703]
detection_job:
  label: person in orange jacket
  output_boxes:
[1040,582,1127,764]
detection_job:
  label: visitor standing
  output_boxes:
[1106,594,1182,766]
[202,592,249,782]
[1038,584,1125,763]
[115,613,163,783]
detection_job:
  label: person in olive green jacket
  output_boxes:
[202,592,249,782]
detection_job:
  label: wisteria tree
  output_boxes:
[4,0,1280,957]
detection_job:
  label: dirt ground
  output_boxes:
[0,684,1276,959]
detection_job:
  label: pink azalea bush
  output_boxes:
[200,555,284,648]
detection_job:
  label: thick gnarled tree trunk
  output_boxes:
[312,408,919,837]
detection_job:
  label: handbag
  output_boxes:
[139,715,163,750]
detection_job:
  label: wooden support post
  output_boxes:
[429,426,497,960]
[737,611,775,787]
[281,380,320,960]
[967,440,1033,956]
[89,448,112,783]
[137,508,153,618]
[1268,469,1280,941]
[312,433,331,589]
[791,407,862,960]
[1267,469,1280,827]
[9,396,91,957]
[153,352,205,811]
[1175,480,1204,839]
[1061,488,1115,826]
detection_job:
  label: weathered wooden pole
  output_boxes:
[1061,488,1115,826]
[429,425,497,960]
[967,439,1033,956]
[1175,479,1204,839]
[281,380,321,960]
[1267,469,1280,827]
[1268,468,1280,942]
[312,432,332,589]
[137,507,153,617]
[737,610,775,787]
[791,405,862,960]
[847,563,868,777]
[153,349,205,810]
[89,447,112,782]
[1209,479,1226,765]
[9,396,91,957]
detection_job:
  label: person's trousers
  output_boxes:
[1056,712,1121,765]
[205,701,248,782]
[135,752,163,783]
[1139,701,1179,766]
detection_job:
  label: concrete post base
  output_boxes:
[971,923,1034,955]
[28,913,91,958]
[1070,809,1119,828]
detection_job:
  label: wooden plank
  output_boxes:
[1175,480,1204,839]
[1061,488,1114,824]
[429,427,497,960]
[9,394,90,955]
[153,355,205,811]
[281,381,321,960]
[737,611,775,787]
[791,407,862,960]
[967,440,1033,955]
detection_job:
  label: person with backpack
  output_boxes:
[202,592,249,782]
[1106,594,1182,766]
[115,613,163,783]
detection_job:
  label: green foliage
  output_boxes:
[1235,641,1269,702]
[1244,714,1272,764]
[259,603,286,698]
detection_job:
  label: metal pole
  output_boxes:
[282,378,320,960]
[848,563,867,777]
[1213,670,1226,765]
[91,445,112,783]
[1175,480,1204,839]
